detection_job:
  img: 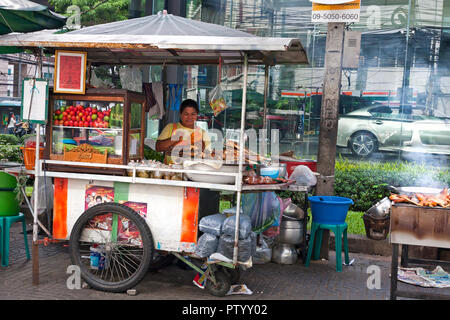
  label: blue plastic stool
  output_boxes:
[305,221,349,272]
[0,213,30,267]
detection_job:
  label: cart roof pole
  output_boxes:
[233,52,248,265]
[261,65,269,156]
[32,47,43,286]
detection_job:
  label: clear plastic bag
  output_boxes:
[221,214,253,240]
[252,238,272,265]
[242,192,282,234]
[199,213,227,236]
[119,66,143,93]
[194,233,219,258]
[289,165,317,187]
[209,84,229,116]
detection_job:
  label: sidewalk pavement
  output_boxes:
[1,223,449,301]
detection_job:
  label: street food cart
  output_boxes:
[0,11,309,295]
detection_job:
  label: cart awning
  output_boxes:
[0,0,67,35]
[0,11,308,66]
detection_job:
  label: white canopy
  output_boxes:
[0,11,308,66]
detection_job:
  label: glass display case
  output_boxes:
[44,89,146,174]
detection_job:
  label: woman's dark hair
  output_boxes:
[179,99,199,114]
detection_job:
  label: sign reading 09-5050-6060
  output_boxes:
[311,0,361,23]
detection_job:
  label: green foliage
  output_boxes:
[49,0,129,27]
[19,133,36,144]
[0,134,22,162]
[0,134,20,146]
[0,145,22,162]
[144,144,164,162]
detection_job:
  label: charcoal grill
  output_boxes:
[390,202,450,300]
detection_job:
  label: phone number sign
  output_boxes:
[311,0,360,23]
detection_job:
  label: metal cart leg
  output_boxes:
[390,243,399,300]
[401,244,409,268]
[301,192,308,263]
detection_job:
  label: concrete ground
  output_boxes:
[1,223,449,302]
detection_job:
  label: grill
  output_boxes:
[390,203,450,249]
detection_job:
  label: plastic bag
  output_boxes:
[199,213,227,236]
[194,233,219,258]
[30,176,53,216]
[262,197,291,237]
[242,192,281,234]
[252,238,272,265]
[289,165,317,187]
[222,214,253,240]
[217,234,253,262]
[119,66,143,93]
[209,84,229,116]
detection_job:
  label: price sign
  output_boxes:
[311,0,361,23]
[21,78,49,124]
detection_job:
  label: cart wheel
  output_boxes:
[205,270,231,297]
[69,202,153,293]
[221,265,241,285]
[148,251,175,271]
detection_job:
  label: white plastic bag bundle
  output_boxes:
[289,165,317,187]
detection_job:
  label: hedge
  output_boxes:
[0,134,23,163]
[278,158,449,212]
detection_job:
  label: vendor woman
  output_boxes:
[156,99,211,164]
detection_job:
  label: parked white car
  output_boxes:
[337,105,450,157]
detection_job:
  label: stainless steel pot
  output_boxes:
[366,197,391,219]
[271,243,298,264]
[275,219,303,245]
[283,203,305,220]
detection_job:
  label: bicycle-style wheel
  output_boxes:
[69,202,153,292]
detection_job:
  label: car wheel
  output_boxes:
[349,131,378,157]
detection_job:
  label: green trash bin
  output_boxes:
[0,172,20,216]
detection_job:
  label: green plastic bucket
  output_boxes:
[0,172,20,216]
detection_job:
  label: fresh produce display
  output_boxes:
[53,105,112,129]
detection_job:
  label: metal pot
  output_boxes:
[275,219,303,245]
[283,203,305,220]
[366,197,391,219]
[271,243,298,264]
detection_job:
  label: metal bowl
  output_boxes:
[183,161,237,184]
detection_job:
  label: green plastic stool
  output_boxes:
[0,213,30,267]
[305,222,349,272]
